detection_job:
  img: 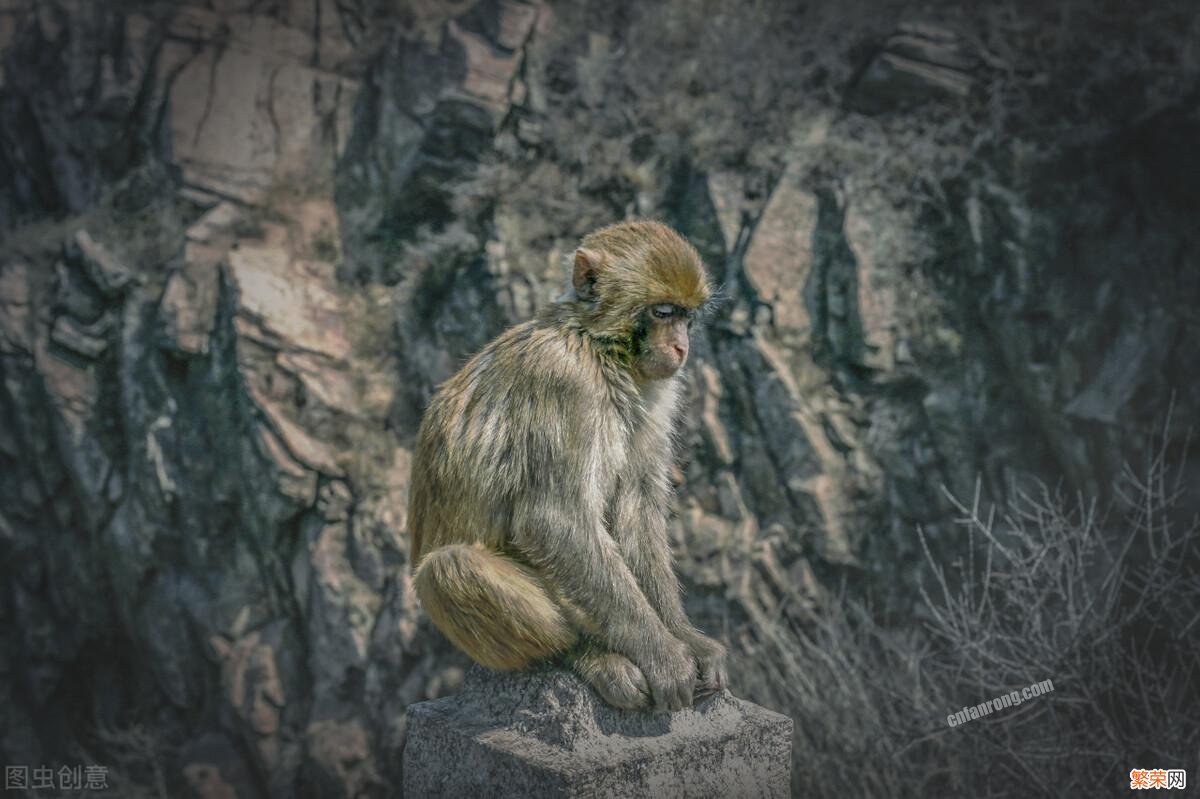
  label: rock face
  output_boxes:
[849,22,977,112]
[403,668,793,798]
[0,1,1196,796]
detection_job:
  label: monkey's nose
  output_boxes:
[673,344,686,360]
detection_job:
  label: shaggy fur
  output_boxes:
[409,220,728,711]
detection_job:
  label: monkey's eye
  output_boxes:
[651,304,677,319]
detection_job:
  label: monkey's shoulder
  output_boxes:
[415,321,633,491]
[468,320,618,401]
[424,320,623,441]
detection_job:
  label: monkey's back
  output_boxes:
[407,317,625,564]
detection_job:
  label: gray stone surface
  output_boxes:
[403,666,793,798]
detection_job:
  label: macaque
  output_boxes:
[408,220,727,711]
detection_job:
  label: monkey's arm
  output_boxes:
[511,468,697,710]
[615,479,729,694]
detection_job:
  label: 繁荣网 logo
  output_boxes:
[1129,769,1186,790]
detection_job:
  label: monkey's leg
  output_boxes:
[569,637,651,711]
[414,543,577,670]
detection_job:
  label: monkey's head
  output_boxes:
[569,220,711,381]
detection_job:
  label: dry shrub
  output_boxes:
[735,423,1200,797]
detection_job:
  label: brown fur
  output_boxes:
[409,220,728,711]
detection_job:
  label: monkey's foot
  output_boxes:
[574,651,651,711]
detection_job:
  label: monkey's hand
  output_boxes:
[683,631,728,698]
[638,635,697,712]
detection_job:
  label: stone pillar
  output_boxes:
[402,667,793,798]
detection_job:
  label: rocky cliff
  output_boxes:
[1,1,1196,796]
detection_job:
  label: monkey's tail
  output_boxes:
[414,543,577,670]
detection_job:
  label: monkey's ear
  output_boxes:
[572,248,604,301]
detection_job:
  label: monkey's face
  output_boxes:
[635,303,694,380]
[569,222,711,378]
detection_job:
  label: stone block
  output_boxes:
[403,667,792,798]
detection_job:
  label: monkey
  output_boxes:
[408,220,728,712]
